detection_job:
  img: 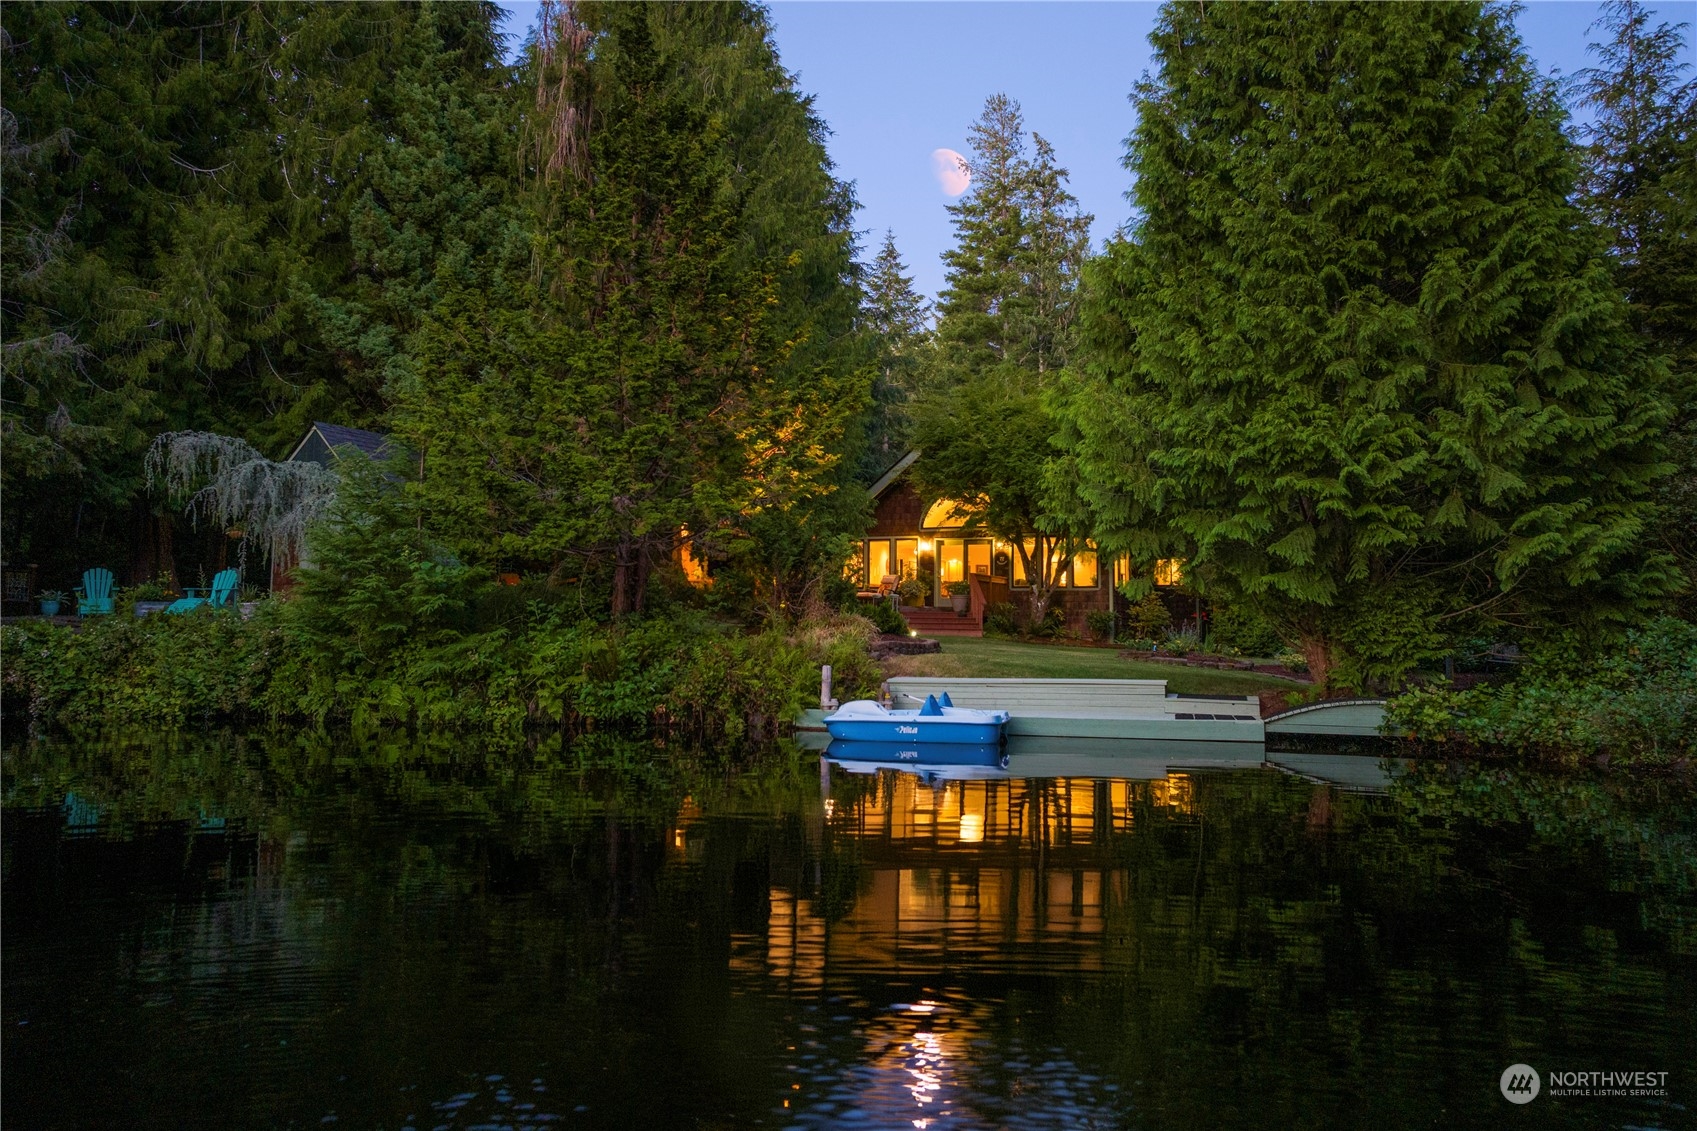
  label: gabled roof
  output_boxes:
[286,422,390,463]
[867,449,919,500]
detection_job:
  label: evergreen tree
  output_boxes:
[0,3,510,585]
[1061,1,1679,688]
[911,94,1092,623]
[1575,1,1696,614]
[397,1,866,617]
[860,231,932,476]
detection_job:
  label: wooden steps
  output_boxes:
[898,605,982,637]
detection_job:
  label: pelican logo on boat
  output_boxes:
[897,725,919,735]
[1500,1064,1540,1104]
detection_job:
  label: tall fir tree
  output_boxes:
[859,231,932,477]
[910,94,1092,623]
[1575,0,1696,615]
[1060,1,1679,688]
[397,1,867,617]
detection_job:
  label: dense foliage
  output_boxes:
[1575,0,1697,615]
[1,602,882,741]
[1385,617,1696,764]
[1,3,512,585]
[1060,2,1682,691]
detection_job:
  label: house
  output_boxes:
[848,451,1189,637]
[284,421,391,468]
[270,422,391,592]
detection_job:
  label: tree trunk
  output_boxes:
[611,538,634,619]
[1299,634,1333,690]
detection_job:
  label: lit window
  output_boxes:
[921,499,981,530]
[1070,549,1099,588]
[866,540,893,587]
[1154,558,1185,587]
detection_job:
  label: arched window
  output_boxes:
[920,498,981,530]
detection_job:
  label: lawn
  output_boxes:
[882,636,1306,697]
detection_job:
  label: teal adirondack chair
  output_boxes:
[75,567,115,615]
[165,568,240,615]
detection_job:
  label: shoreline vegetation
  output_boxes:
[5,608,1691,771]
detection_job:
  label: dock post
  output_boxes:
[820,664,835,710]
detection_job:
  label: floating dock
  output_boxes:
[798,677,1391,742]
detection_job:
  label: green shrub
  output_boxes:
[1276,649,1309,673]
[1126,592,1171,641]
[1384,617,1697,764]
[860,598,909,636]
[1165,626,1201,657]
[984,602,1019,637]
[1028,604,1067,638]
[1085,609,1115,641]
[1208,602,1283,657]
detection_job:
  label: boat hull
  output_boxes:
[824,718,1007,744]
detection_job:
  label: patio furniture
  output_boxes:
[165,568,239,615]
[856,573,899,601]
[76,568,116,616]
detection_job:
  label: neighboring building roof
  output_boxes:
[867,450,919,500]
[286,422,390,466]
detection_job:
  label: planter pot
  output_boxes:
[949,594,969,615]
[39,600,60,616]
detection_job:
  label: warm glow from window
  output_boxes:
[958,813,984,843]
[845,543,867,585]
[867,539,893,586]
[678,528,711,587]
[1071,549,1099,588]
[895,538,919,580]
[937,539,965,583]
[1154,558,1185,587]
[921,499,980,530]
[1012,537,1036,586]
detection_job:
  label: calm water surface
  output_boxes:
[3,735,1693,1130]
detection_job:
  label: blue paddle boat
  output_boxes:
[823,693,1008,744]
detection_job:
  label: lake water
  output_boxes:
[3,735,1693,1130]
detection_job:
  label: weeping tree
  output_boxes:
[145,432,339,572]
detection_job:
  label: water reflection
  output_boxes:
[3,735,1693,1130]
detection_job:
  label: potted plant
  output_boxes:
[38,589,65,616]
[945,580,971,614]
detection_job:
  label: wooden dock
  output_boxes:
[798,677,1391,741]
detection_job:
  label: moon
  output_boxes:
[931,148,970,196]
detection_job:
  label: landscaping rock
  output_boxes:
[871,635,943,660]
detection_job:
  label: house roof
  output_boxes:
[286,422,390,463]
[867,449,919,500]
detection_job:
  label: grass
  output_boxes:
[882,635,1306,697]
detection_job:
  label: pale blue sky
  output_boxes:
[495,2,1670,304]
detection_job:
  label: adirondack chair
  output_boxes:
[165,568,240,615]
[75,567,116,615]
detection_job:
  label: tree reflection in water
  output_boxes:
[2,733,1692,1130]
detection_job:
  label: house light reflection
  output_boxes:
[957,813,984,843]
